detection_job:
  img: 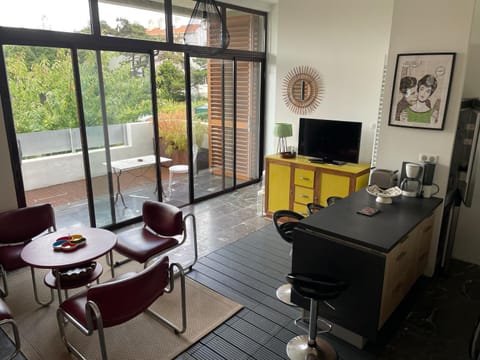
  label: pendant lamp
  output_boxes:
[183,0,230,49]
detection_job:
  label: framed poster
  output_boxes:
[388,52,455,130]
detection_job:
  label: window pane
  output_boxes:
[99,0,166,41]
[0,0,91,33]
[172,0,198,45]
[227,9,265,52]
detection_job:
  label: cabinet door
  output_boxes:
[318,172,351,206]
[416,215,434,277]
[266,161,291,213]
[379,230,417,328]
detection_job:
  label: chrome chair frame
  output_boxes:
[0,299,21,360]
[110,207,198,278]
[56,261,186,360]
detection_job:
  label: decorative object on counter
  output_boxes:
[282,66,323,114]
[366,185,402,204]
[183,0,230,50]
[52,234,87,252]
[273,122,293,156]
[388,52,455,130]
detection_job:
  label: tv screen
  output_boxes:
[298,118,362,164]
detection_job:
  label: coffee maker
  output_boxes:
[400,162,423,197]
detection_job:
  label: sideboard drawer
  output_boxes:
[295,168,315,188]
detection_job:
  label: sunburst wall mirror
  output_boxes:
[282,66,323,115]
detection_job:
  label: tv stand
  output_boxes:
[264,154,371,216]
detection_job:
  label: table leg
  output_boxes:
[113,169,127,208]
[53,269,64,304]
[30,267,54,306]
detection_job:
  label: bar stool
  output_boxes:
[273,210,304,305]
[286,272,347,360]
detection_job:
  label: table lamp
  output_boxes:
[273,123,293,157]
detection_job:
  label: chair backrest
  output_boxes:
[286,273,347,301]
[0,204,55,244]
[87,256,169,328]
[326,196,343,206]
[306,202,324,215]
[143,201,183,237]
[273,210,305,244]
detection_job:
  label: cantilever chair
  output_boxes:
[0,298,20,360]
[273,210,305,305]
[57,256,185,360]
[112,201,197,277]
[0,204,56,305]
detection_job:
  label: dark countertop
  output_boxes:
[298,189,443,253]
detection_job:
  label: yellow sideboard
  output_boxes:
[265,154,371,217]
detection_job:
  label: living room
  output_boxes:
[2,0,480,359]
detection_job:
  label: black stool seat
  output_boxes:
[273,210,305,306]
[285,273,347,360]
[286,273,346,300]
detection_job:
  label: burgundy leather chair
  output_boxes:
[0,204,56,305]
[111,201,197,277]
[56,256,186,360]
[0,298,20,360]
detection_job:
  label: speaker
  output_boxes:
[423,163,436,185]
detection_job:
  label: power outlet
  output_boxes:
[418,153,438,164]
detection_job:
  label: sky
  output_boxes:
[0,0,188,33]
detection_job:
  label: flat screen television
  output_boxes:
[298,118,362,164]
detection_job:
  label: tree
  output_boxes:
[156,60,185,102]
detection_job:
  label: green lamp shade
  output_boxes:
[273,123,293,137]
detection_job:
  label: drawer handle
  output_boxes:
[396,251,407,261]
[301,195,309,199]
[300,177,310,181]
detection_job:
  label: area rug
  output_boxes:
[3,262,242,360]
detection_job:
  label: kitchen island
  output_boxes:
[292,188,442,347]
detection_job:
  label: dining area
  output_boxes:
[0,200,200,360]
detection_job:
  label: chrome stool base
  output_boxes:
[286,335,337,360]
[276,283,297,306]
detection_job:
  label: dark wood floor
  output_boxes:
[176,224,375,360]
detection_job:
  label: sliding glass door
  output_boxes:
[3,45,160,228]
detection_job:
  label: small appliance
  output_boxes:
[369,169,398,189]
[400,162,423,197]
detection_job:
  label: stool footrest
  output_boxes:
[294,315,332,335]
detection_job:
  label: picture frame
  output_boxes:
[388,52,455,130]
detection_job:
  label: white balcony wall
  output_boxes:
[22,121,154,190]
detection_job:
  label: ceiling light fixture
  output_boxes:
[184,0,230,49]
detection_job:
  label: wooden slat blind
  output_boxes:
[207,15,260,180]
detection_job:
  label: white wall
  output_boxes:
[454,1,480,264]
[375,0,476,274]
[268,0,394,164]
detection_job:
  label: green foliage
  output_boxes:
[156,60,185,102]
[4,20,209,137]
